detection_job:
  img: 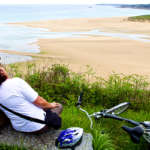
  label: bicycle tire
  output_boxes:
[105,102,130,115]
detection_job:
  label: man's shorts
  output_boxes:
[44,109,61,129]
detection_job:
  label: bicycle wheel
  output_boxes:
[105,102,130,115]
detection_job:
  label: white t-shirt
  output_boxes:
[0,77,46,132]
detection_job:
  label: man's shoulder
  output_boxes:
[13,77,22,80]
[12,77,24,82]
[12,78,29,87]
[7,78,26,86]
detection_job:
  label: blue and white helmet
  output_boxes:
[55,127,83,148]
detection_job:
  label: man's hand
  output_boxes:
[49,102,60,109]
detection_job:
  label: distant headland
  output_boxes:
[96,4,150,10]
[119,4,150,10]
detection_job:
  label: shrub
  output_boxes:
[9,63,149,111]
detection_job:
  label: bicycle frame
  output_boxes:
[77,104,140,129]
[76,93,150,144]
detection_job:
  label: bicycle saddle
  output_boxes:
[122,125,144,144]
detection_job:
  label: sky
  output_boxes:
[0,0,150,4]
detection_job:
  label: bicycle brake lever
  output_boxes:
[75,102,82,107]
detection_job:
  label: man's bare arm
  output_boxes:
[33,96,60,109]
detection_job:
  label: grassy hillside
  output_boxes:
[128,15,150,21]
[1,63,150,150]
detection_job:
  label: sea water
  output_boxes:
[0,4,150,23]
[0,4,150,64]
[0,53,32,64]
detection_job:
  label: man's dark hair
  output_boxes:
[0,75,7,85]
[0,64,7,85]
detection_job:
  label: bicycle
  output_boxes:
[76,93,150,144]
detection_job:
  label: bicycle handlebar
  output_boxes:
[75,92,94,128]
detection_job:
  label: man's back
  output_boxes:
[0,77,46,132]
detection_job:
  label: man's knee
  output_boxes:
[45,109,62,129]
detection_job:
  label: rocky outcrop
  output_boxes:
[0,125,93,150]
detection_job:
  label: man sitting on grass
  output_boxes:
[0,65,63,134]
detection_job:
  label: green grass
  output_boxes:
[1,63,150,150]
[128,15,150,21]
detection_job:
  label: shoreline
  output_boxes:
[3,17,150,78]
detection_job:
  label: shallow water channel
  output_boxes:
[0,24,150,64]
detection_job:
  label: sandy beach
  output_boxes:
[5,17,150,77]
